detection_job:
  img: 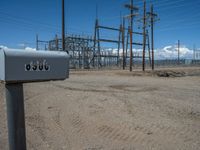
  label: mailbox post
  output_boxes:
[0,49,69,150]
[6,83,26,150]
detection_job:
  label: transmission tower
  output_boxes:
[124,0,139,72]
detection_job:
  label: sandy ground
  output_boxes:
[1,67,200,150]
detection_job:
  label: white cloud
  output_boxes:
[103,45,195,60]
[25,47,36,51]
[18,43,26,47]
[0,45,9,50]
[0,45,36,51]
[155,45,193,60]
[0,44,196,60]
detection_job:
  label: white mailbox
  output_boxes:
[0,48,69,83]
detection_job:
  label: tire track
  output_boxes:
[27,115,54,150]
[116,96,199,145]
[47,106,72,150]
[96,121,199,148]
[24,91,44,102]
[53,84,117,93]
[149,122,199,143]
[83,145,104,150]
[97,124,145,143]
[109,85,158,93]
[70,113,86,135]
[27,139,37,150]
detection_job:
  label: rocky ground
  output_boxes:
[1,67,200,150]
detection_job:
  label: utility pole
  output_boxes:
[122,18,125,70]
[130,0,133,72]
[178,40,180,65]
[62,0,66,52]
[36,34,39,50]
[193,44,196,60]
[147,4,158,70]
[117,24,122,67]
[146,30,151,67]
[93,4,101,68]
[150,4,157,70]
[55,34,59,50]
[93,19,98,67]
[97,22,101,69]
[151,5,154,70]
[125,28,129,68]
[125,0,139,72]
[142,0,146,71]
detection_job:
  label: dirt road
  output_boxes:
[1,68,200,150]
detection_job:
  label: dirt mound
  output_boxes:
[154,70,186,77]
[154,68,200,77]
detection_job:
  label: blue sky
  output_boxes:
[0,0,200,49]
